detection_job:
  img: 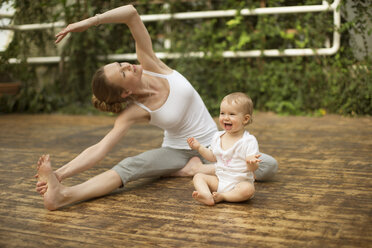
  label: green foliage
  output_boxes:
[0,0,371,116]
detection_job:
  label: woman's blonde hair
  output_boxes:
[91,66,131,113]
[222,92,254,125]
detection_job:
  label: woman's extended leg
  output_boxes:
[36,155,122,210]
[112,147,200,184]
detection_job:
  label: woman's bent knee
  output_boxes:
[255,154,278,181]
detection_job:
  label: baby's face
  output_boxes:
[219,101,250,134]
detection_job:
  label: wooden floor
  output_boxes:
[0,113,371,247]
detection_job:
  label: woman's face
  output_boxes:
[103,62,143,94]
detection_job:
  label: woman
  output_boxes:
[35,5,278,210]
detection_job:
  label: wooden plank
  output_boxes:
[0,113,371,247]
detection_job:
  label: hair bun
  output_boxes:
[92,95,125,113]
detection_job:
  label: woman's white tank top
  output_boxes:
[134,69,217,149]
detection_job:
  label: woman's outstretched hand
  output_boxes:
[34,171,62,195]
[55,19,92,44]
[34,155,62,195]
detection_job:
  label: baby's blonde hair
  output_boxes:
[222,92,254,125]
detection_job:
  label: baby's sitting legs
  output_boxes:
[213,181,255,203]
[192,173,219,206]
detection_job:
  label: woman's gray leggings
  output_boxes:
[112,147,278,186]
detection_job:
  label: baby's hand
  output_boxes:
[187,137,200,151]
[246,154,262,172]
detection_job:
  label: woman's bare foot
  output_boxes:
[36,155,67,210]
[192,191,215,206]
[171,157,203,177]
[212,192,225,203]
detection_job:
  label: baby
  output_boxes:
[187,92,261,205]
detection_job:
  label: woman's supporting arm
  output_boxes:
[55,104,147,181]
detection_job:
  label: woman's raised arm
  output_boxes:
[55,5,164,71]
[56,5,138,43]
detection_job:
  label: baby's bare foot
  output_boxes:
[36,155,67,210]
[192,191,215,206]
[212,192,224,203]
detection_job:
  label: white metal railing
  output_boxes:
[1,0,340,64]
[0,13,13,18]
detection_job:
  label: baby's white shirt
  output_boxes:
[211,130,259,182]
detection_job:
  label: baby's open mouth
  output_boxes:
[224,123,232,130]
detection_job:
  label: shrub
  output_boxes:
[0,0,371,115]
